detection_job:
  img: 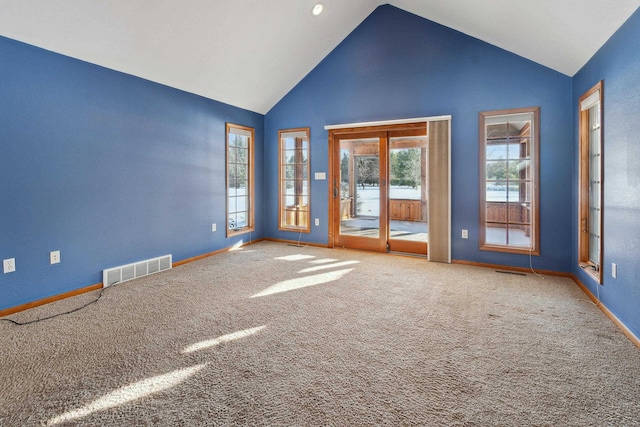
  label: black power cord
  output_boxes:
[0,286,107,326]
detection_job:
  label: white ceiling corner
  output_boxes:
[388,0,640,77]
[0,0,638,114]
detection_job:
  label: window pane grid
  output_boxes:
[279,129,311,231]
[227,124,254,234]
[577,82,603,279]
[587,103,601,267]
[481,109,537,251]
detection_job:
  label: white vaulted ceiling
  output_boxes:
[0,1,638,114]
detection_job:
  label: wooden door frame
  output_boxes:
[329,130,388,252]
[328,122,427,251]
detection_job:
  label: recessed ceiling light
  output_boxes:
[312,3,324,16]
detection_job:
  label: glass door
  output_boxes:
[333,132,388,252]
[330,125,429,255]
[388,131,429,255]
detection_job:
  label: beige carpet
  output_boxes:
[1,241,638,426]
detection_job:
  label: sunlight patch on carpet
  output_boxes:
[275,254,316,261]
[229,241,245,251]
[46,363,207,426]
[309,258,339,264]
[299,260,360,273]
[251,268,355,298]
[181,325,267,354]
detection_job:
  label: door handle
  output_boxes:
[333,187,339,198]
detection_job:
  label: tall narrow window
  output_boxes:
[279,128,310,232]
[578,81,604,283]
[227,123,255,236]
[479,107,540,255]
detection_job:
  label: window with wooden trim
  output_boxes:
[578,81,604,283]
[479,107,540,255]
[226,123,255,236]
[278,128,310,232]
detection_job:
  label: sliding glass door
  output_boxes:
[388,131,428,255]
[333,132,388,252]
[330,125,428,255]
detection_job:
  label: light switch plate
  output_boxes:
[3,258,16,273]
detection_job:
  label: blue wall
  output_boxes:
[572,8,640,338]
[0,37,264,310]
[265,5,573,271]
[5,3,636,339]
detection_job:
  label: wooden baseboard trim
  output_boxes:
[451,259,572,278]
[0,283,103,318]
[172,247,229,267]
[7,247,637,350]
[172,238,266,268]
[570,274,640,349]
[1,239,269,318]
[452,259,639,348]
[264,237,329,248]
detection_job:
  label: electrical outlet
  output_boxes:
[612,262,617,279]
[3,258,16,273]
[315,218,320,226]
[461,229,468,239]
[50,250,61,265]
[212,223,217,232]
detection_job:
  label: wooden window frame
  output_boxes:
[479,107,540,255]
[226,123,255,237]
[578,81,604,283]
[278,128,311,233]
